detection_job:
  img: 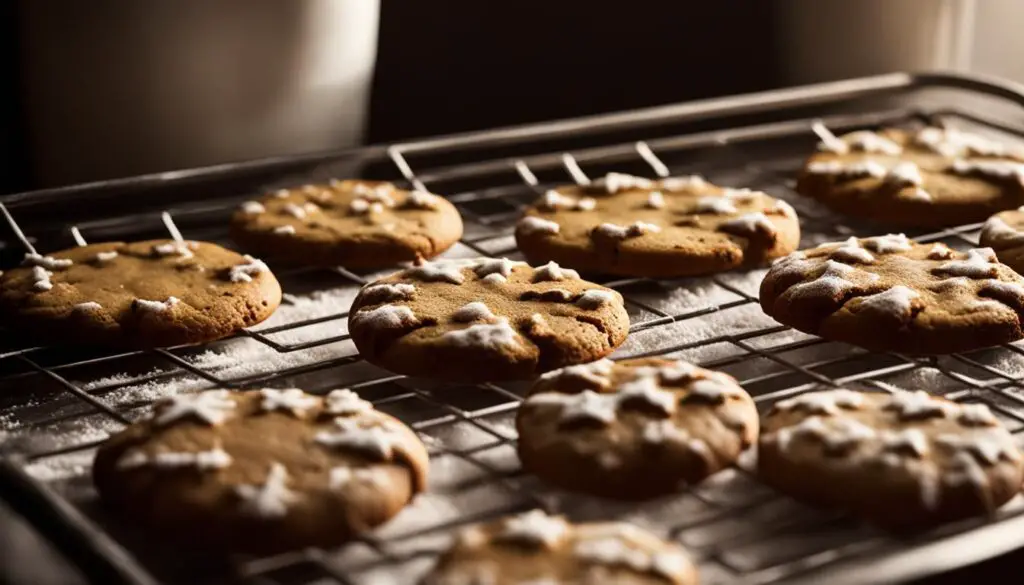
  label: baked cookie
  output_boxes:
[347,257,630,382]
[93,388,428,554]
[514,173,800,278]
[421,510,698,585]
[760,234,1024,354]
[758,389,1023,530]
[980,207,1024,274]
[798,127,1024,227]
[0,241,280,348]
[516,358,757,500]
[230,180,463,269]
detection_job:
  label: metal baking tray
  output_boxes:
[4,72,1024,585]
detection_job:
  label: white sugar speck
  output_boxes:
[259,388,320,416]
[533,261,579,282]
[241,201,265,214]
[133,297,180,313]
[451,301,498,323]
[518,216,561,236]
[442,319,519,349]
[576,289,614,309]
[235,463,300,519]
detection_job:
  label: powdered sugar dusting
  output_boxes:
[694,196,737,215]
[934,248,1000,279]
[951,159,1024,182]
[442,319,520,350]
[806,160,887,179]
[660,175,707,192]
[23,253,73,270]
[451,302,498,323]
[360,283,416,304]
[821,130,902,156]
[517,216,561,236]
[533,261,579,282]
[594,221,661,240]
[577,289,615,309]
[855,285,920,322]
[351,304,419,329]
[717,213,776,239]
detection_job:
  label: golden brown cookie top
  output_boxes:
[0,240,281,347]
[422,510,697,585]
[229,179,464,268]
[96,388,429,515]
[803,127,1024,206]
[234,179,453,236]
[761,389,1021,510]
[347,257,629,381]
[765,235,1024,321]
[516,358,758,499]
[522,357,755,442]
[517,172,797,256]
[760,234,1024,353]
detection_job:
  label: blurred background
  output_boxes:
[1,0,1020,194]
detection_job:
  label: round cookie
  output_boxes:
[979,207,1024,274]
[758,389,1023,530]
[798,127,1024,227]
[516,358,757,500]
[421,510,698,585]
[0,241,281,348]
[230,179,463,269]
[514,172,800,278]
[760,234,1024,354]
[347,257,630,382]
[93,388,429,554]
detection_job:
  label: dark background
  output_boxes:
[0,2,782,195]
[368,2,780,142]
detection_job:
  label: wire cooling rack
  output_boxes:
[5,73,1024,585]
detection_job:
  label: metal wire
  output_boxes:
[3,106,1024,585]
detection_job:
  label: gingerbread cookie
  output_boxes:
[422,510,698,585]
[516,358,757,500]
[93,388,428,554]
[759,389,1023,530]
[980,207,1024,274]
[760,234,1024,354]
[798,127,1024,227]
[0,241,280,348]
[514,173,800,278]
[347,258,629,382]
[230,180,463,269]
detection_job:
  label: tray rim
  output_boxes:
[5,70,1024,209]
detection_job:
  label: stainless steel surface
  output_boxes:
[3,72,1024,585]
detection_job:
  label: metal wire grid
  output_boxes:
[3,104,1024,585]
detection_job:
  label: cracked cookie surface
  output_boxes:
[421,510,698,585]
[514,173,800,278]
[798,127,1024,227]
[0,240,280,348]
[759,234,1024,354]
[759,389,1023,530]
[93,388,428,553]
[347,257,629,382]
[230,179,463,269]
[516,357,758,499]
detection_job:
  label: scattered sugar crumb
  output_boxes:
[615,303,780,358]
[24,450,96,482]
